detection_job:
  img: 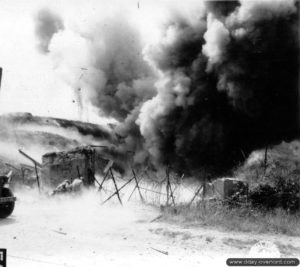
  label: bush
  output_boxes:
[249,184,278,210]
[161,201,300,236]
[225,182,249,208]
[275,176,299,212]
[249,176,300,213]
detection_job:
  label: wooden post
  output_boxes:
[132,169,144,202]
[166,168,170,206]
[188,184,203,207]
[202,179,206,199]
[166,168,175,206]
[21,167,25,184]
[102,177,134,205]
[93,176,101,188]
[18,149,42,191]
[109,168,123,205]
[202,179,207,210]
[76,166,81,178]
[18,149,42,168]
[128,184,137,201]
[98,170,110,192]
[128,178,144,202]
[170,185,176,206]
[264,144,268,174]
[0,67,2,89]
[34,163,41,193]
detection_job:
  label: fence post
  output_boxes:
[102,177,134,205]
[34,163,41,193]
[128,169,144,202]
[98,169,109,192]
[188,184,203,207]
[110,168,123,205]
[166,167,176,206]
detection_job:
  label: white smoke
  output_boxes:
[203,13,229,70]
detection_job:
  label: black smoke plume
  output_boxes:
[138,0,299,177]
[205,0,240,19]
[37,1,300,178]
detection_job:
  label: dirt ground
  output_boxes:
[0,189,299,267]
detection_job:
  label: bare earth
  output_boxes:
[0,190,299,267]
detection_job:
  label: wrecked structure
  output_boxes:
[41,146,109,188]
[211,178,248,201]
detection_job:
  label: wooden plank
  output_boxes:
[98,170,109,192]
[18,149,42,168]
[103,160,114,174]
[34,163,41,193]
[132,169,144,202]
[102,177,134,205]
[166,167,175,206]
[188,184,203,207]
[109,168,122,205]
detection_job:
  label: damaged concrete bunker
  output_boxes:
[41,146,109,188]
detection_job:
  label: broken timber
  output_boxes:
[98,170,110,192]
[127,169,144,202]
[109,168,122,205]
[166,167,175,207]
[18,149,41,192]
[18,149,42,168]
[102,176,135,205]
[188,184,203,207]
[150,247,169,255]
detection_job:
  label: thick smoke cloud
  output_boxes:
[205,0,240,19]
[36,0,299,178]
[87,20,156,121]
[90,20,157,164]
[40,14,157,164]
[138,0,299,176]
[35,9,64,53]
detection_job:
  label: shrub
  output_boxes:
[249,176,300,213]
[274,175,299,212]
[249,184,278,210]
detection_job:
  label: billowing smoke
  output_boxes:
[35,0,299,178]
[35,9,64,53]
[138,0,299,176]
[205,0,240,19]
[83,18,158,163]
[40,13,158,165]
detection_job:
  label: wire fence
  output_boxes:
[96,167,249,208]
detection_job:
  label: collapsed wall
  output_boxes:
[41,146,109,188]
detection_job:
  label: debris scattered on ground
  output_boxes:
[150,215,163,223]
[150,247,169,255]
[52,229,67,235]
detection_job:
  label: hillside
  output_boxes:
[0,112,115,176]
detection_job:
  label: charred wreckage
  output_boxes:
[17,146,112,196]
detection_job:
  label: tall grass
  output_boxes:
[98,168,300,237]
[161,201,300,236]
